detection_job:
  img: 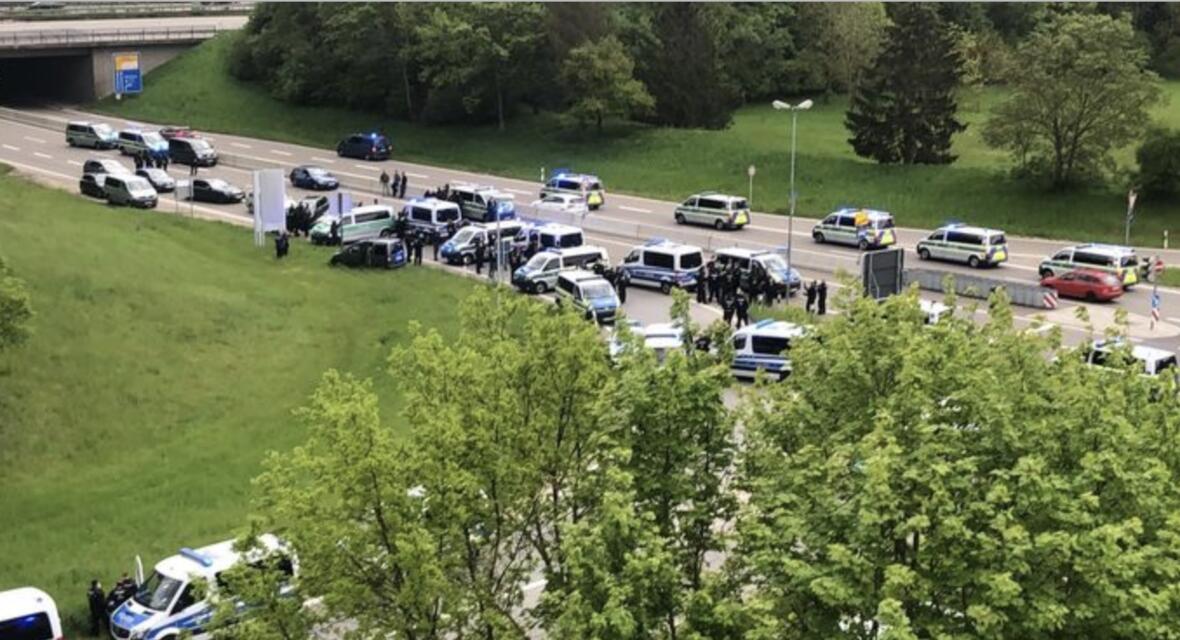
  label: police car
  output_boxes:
[540,172,605,210]
[439,220,530,265]
[555,269,620,324]
[531,193,589,216]
[532,222,584,250]
[1086,339,1178,377]
[608,320,685,363]
[619,239,704,294]
[812,208,897,250]
[731,319,808,381]
[513,246,608,294]
[403,197,462,235]
[674,192,751,230]
[451,182,518,222]
[336,132,391,161]
[110,535,294,640]
[0,587,62,640]
[713,247,803,296]
[915,223,1008,268]
[1039,244,1141,288]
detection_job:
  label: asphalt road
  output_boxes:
[0,15,248,33]
[0,104,1176,352]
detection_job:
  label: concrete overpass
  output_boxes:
[0,15,246,102]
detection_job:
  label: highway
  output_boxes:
[0,15,247,33]
[0,103,1176,351]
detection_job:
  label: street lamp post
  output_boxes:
[772,99,812,276]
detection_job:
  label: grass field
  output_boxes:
[94,34,1179,247]
[0,166,476,635]
[1162,268,1180,288]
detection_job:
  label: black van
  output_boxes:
[336,133,391,161]
[167,137,218,167]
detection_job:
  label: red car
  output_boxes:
[1040,268,1124,302]
[159,126,199,140]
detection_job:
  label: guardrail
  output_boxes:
[904,267,1058,309]
[0,2,253,20]
[0,25,224,48]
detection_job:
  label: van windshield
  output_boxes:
[133,571,183,611]
[873,218,895,229]
[733,199,749,210]
[142,132,165,147]
[93,123,114,137]
[757,254,788,273]
[525,253,551,270]
[582,282,615,301]
[680,252,703,270]
[437,206,460,223]
[129,179,155,196]
[452,228,477,245]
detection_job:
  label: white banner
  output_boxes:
[252,169,287,246]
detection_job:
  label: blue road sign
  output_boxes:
[113,52,142,95]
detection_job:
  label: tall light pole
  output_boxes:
[772,99,812,275]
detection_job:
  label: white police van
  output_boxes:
[674,192,750,230]
[812,208,897,250]
[451,183,517,222]
[540,172,605,210]
[512,245,609,294]
[533,223,584,250]
[916,223,1008,268]
[403,197,462,235]
[66,121,118,149]
[1086,339,1178,377]
[440,220,530,265]
[109,535,292,640]
[713,247,803,297]
[608,320,685,363]
[619,239,704,294]
[1039,243,1141,288]
[731,319,808,381]
[0,587,62,640]
[555,269,620,324]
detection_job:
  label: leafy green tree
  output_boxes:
[735,287,1180,638]
[1137,127,1180,196]
[792,3,888,97]
[713,3,798,102]
[207,524,317,640]
[0,255,32,352]
[983,12,1163,188]
[560,36,654,132]
[845,3,966,165]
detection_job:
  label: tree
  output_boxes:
[560,36,654,132]
[1137,128,1180,196]
[713,3,798,102]
[0,255,32,352]
[792,3,888,97]
[845,3,966,165]
[734,286,1180,638]
[982,13,1163,188]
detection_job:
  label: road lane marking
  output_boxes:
[33,152,52,159]
[230,142,252,149]
[1169,317,1180,325]
[619,205,651,213]
[270,149,292,157]
[405,171,429,179]
[67,160,82,167]
[23,136,45,144]
[1,144,20,151]
[311,156,336,164]
[504,188,532,195]
[352,164,378,171]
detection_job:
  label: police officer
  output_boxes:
[735,292,750,328]
[399,172,408,199]
[474,238,485,275]
[805,281,817,313]
[395,212,408,239]
[615,267,628,305]
[88,579,106,636]
[696,270,708,304]
[413,233,424,265]
[721,293,735,326]
[817,280,828,316]
[431,229,441,262]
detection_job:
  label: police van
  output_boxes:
[403,197,462,235]
[1086,340,1177,377]
[0,587,62,640]
[117,129,169,160]
[812,208,897,250]
[512,245,608,294]
[674,192,751,230]
[1039,244,1140,287]
[533,223,584,250]
[440,220,530,265]
[541,172,605,210]
[915,224,1008,268]
[713,247,803,297]
[104,174,159,208]
[309,205,396,245]
[555,269,620,324]
[731,320,808,381]
[608,320,685,363]
[451,183,517,223]
[66,121,118,149]
[619,239,704,294]
[109,535,294,640]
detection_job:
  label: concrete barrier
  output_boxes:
[904,267,1058,309]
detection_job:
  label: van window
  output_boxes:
[558,278,575,295]
[947,231,980,245]
[988,234,1006,246]
[588,181,602,191]
[752,336,790,355]
[698,198,724,210]
[354,210,389,224]
[1052,250,1072,261]
[171,585,197,615]
[873,218,895,229]
[437,207,460,223]
[624,250,640,263]
[410,207,431,222]
[732,335,747,351]
[543,257,559,271]
[733,199,748,210]
[928,231,946,242]
[557,180,580,190]
[823,215,838,225]
[1120,255,1138,268]
[1073,252,1112,267]
[0,612,54,640]
[682,198,697,208]
[643,251,674,270]
[68,123,84,133]
[680,252,703,270]
[106,176,125,188]
[837,216,856,228]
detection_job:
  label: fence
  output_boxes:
[0,2,252,21]
[904,267,1058,309]
[0,25,226,48]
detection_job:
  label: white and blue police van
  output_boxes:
[540,171,605,210]
[0,587,62,640]
[532,223,585,250]
[403,197,462,235]
[731,319,808,381]
[608,320,685,364]
[619,239,704,294]
[109,535,293,640]
[713,247,803,297]
[451,183,518,223]
[439,220,531,265]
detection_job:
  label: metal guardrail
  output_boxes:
[0,2,253,20]
[0,25,224,48]
[905,267,1058,309]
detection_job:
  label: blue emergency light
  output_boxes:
[644,237,669,246]
[180,547,214,567]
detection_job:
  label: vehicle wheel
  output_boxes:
[917,248,931,261]
[813,232,825,244]
[968,255,980,269]
[462,254,474,265]
[660,281,672,294]
[675,213,686,225]
[1085,291,1097,303]
[1039,268,1054,279]
[380,229,393,238]
[858,239,870,251]
[67,139,75,147]
[714,219,724,231]
[533,281,548,294]
[337,148,345,157]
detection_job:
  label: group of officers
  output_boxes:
[85,574,136,637]
[131,150,168,172]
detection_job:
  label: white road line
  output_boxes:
[230,142,252,149]
[619,205,651,214]
[1168,317,1180,325]
[311,156,336,164]
[521,579,547,592]
[33,152,52,160]
[23,136,45,144]
[352,164,378,171]
[270,149,292,157]
[1,144,20,152]
[504,188,532,195]
[67,160,82,167]
[405,172,430,179]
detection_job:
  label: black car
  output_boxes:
[79,173,108,199]
[329,239,407,269]
[336,133,391,161]
[136,168,176,193]
[290,165,339,190]
[168,137,218,167]
[82,158,131,176]
[189,178,244,204]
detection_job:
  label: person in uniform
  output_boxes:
[615,268,628,304]
[88,580,106,636]
[734,292,750,328]
[817,280,828,315]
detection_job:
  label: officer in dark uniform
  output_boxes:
[431,229,441,262]
[474,238,485,274]
[696,269,708,304]
[88,580,106,636]
[721,293,735,326]
[615,268,628,304]
[735,292,750,328]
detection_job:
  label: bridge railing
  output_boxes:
[0,25,225,48]
[0,2,253,20]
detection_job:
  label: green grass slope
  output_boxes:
[95,34,1179,246]
[0,166,475,634]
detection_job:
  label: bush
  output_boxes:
[1136,127,1180,195]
